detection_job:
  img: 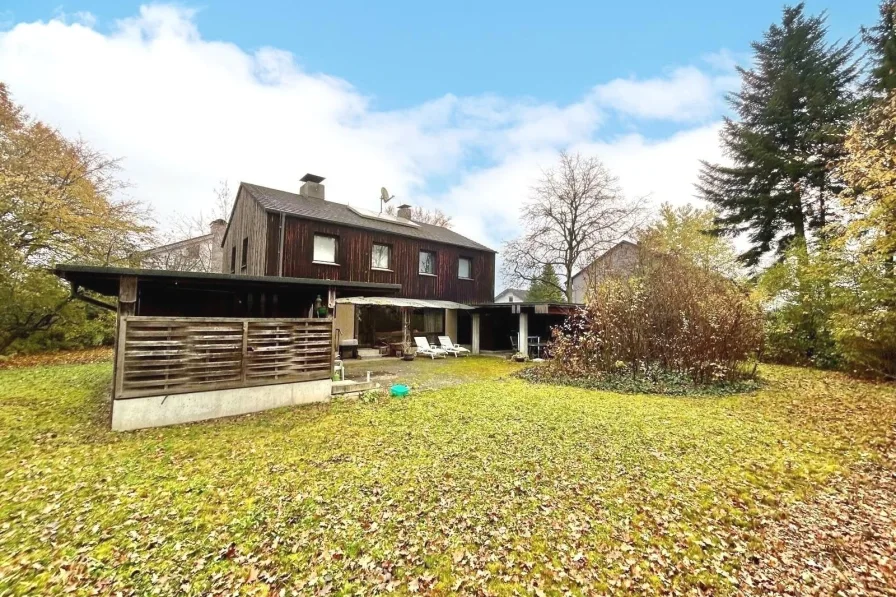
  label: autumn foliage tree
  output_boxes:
[637,203,741,279]
[0,82,151,353]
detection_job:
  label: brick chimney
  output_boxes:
[299,173,325,200]
[396,204,412,220]
[209,219,226,240]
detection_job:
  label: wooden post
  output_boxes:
[119,275,137,316]
[112,275,138,403]
[518,311,529,357]
[241,320,249,383]
[277,211,285,277]
[402,307,411,351]
[471,313,480,355]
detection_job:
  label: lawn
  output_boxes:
[0,356,894,595]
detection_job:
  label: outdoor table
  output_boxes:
[528,339,547,358]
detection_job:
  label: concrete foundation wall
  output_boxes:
[112,378,332,431]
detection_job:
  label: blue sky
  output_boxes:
[4,1,874,116]
[0,1,881,278]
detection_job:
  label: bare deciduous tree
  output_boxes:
[502,151,646,302]
[385,204,453,228]
[141,180,234,272]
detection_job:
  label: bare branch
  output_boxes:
[501,151,646,301]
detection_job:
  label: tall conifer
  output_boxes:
[697,4,859,265]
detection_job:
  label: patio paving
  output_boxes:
[342,353,519,391]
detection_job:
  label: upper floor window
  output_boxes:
[419,250,436,275]
[313,234,338,264]
[230,247,236,274]
[240,238,248,272]
[372,243,391,270]
[458,257,472,279]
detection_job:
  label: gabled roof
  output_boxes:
[495,287,528,299]
[571,240,639,281]
[142,233,214,256]
[241,182,496,253]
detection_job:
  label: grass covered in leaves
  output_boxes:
[1,358,894,595]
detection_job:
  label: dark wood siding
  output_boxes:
[221,186,268,275]
[279,216,494,303]
[265,212,281,276]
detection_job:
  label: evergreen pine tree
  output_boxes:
[863,0,896,93]
[697,3,859,266]
[527,264,565,303]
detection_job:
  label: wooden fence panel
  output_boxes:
[118,317,333,399]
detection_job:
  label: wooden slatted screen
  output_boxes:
[117,317,333,399]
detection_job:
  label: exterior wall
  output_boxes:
[221,186,269,275]
[139,220,225,273]
[111,379,331,431]
[571,242,640,303]
[277,215,495,303]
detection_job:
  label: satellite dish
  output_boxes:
[379,187,395,213]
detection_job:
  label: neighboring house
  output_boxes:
[494,288,528,303]
[220,174,496,348]
[140,220,227,272]
[570,240,639,303]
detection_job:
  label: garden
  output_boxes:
[1,351,894,595]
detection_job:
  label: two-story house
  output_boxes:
[220,174,496,353]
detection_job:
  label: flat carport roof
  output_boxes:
[471,302,582,315]
[53,264,402,297]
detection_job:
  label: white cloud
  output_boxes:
[0,4,730,284]
[591,66,738,122]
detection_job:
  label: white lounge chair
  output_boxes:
[414,336,448,359]
[438,336,470,357]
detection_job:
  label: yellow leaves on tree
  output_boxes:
[0,82,151,269]
[0,82,151,353]
[839,92,896,262]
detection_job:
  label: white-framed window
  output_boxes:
[313,234,337,264]
[419,250,436,275]
[372,243,391,270]
[458,257,472,279]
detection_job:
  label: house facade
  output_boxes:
[570,240,639,303]
[220,174,496,351]
[494,288,528,303]
[139,220,227,273]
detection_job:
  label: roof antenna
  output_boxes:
[379,187,394,214]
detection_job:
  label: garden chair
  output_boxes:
[413,336,448,359]
[437,336,470,357]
